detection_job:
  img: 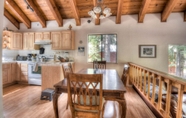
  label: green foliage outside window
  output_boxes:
[88,34,117,63]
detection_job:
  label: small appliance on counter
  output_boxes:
[16,55,27,61]
[27,54,32,61]
[39,47,45,54]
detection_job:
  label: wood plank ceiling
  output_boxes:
[3,0,186,29]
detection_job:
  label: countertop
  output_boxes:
[2,61,74,65]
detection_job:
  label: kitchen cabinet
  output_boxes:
[2,63,11,85]
[2,30,12,49]
[2,63,17,87]
[35,32,50,41]
[9,32,23,50]
[20,63,28,82]
[61,30,75,50]
[11,63,17,82]
[23,32,39,50]
[51,30,75,50]
[51,31,61,50]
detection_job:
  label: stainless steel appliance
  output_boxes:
[28,63,41,85]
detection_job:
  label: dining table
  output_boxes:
[53,68,127,118]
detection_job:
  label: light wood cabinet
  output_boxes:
[11,63,17,83]
[9,32,23,50]
[51,30,75,50]
[23,32,39,50]
[3,63,17,86]
[35,32,50,41]
[51,31,61,50]
[61,30,75,50]
[2,63,11,85]
[20,63,28,82]
[17,63,21,81]
[2,31,12,49]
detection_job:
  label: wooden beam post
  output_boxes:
[4,9,20,29]
[26,0,46,28]
[46,0,63,27]
[93,0,100,25]
[161,0,179,22]
[116,0,123,24]
[138,0,151,23]
[6,0,31,29]
[69,0,81,26]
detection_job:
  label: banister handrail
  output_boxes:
[128,62,186,118]
[129,62,186,85]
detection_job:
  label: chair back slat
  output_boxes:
[93,61,106,69]
[62,63,73,78]
[67,73,103,117]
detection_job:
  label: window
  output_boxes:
[168,45,186,78]
[87,34,117,63]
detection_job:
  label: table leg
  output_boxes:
[53,92,60,118]
[120,99,127,118]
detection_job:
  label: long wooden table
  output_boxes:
[53,68,127,118]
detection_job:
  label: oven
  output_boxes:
[28,63,42,85]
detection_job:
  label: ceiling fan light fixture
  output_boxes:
[103,8,111,14]
[88,0,111,20]
[105,12,112,17]
[99,15,105,19]
[93,6,101,14]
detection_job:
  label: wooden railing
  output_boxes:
[128,62,186,118]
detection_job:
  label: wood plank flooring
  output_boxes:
[3,84,156,118]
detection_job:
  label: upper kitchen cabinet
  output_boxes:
[61,30,75,50]
[23,32,39,50]
[9,32,23,50]
[2,30,12,49]
[51,31,61,50]
[51,30,75,50]
[35,32,50,41]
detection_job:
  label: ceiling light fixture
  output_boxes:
[88,0,112,19]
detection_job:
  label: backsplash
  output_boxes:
[2,45,75,61]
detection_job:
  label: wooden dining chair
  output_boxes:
[62,63,73,109]
[67,73,105,118]
[62,63,73,78]
[93,61,106,69]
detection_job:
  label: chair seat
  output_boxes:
[74,95,105,112]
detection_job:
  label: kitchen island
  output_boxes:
[41,62,74,90]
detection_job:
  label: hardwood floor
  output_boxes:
[3,84,156,118]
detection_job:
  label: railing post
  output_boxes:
[176,84,184,118]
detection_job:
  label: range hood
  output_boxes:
[34,40,51,45]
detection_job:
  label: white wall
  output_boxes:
[0,1,4,117]
[3,13,186,76]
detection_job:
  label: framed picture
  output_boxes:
[139,45,156,58]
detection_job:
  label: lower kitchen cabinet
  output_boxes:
[20,63,28,82]
[2,63,11,85]
[3,63,17,87]
[10,63,17,82]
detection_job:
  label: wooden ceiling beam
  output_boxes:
[161,0,179,22]
[4,9,20,29]
[69,0,81,26]
[26,0,46,28]
[116,0,123,24]
[138,0,151,23]
[46,0,63,27]
[6,0,31,28]
[93,0,100,25]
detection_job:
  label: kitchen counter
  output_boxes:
[2,61,74,65]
